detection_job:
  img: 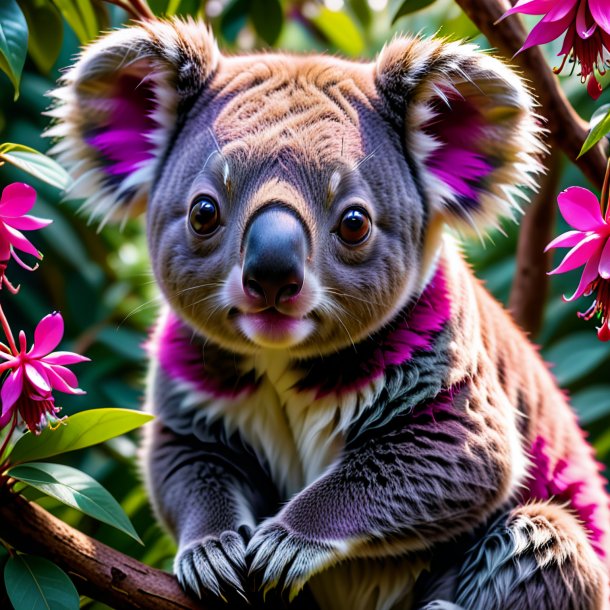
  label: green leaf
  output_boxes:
[543,332,610,386]
[392,0,437,22]
[7,462,143,543]
[0,143,72,191]
[310,8,364,56]
[4,554,79,610]
[10,408,154,464]
[579,104,610,157]
[220,0,250,45]
[19,0,64,74]
[0,0,28,100]
[50,0,98,44]
[571,385,610,425]
[251,0,283,45]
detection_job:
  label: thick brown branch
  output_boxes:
[0,490,203,610]
[455,0,608,334]
[454,0,608,190]
[508,150,561,336]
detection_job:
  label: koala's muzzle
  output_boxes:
[242,206,308,308]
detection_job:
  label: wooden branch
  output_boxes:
[453,0,608,191]
[508,150,561,336]
[454,0,608,333]
[0,490,203,610]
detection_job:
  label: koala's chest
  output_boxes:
[206,355,384,497]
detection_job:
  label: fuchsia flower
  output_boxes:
[0,183,51,293]
[502,0,610,99]
[546,186,610,340]
[0,311,89,434]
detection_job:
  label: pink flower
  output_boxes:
[0,311,89,434]
[545,186,610,340]
[0,183,52,293]
[502,0,610,97]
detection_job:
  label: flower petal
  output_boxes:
[545,230,586,251]
[598,238,610,279]
[43,351,90,365]
[0,407,14,428]
[0,183,36,217]
[520,9,576,50]
[590,0,610,34]
[564,246,603,301]
[2,224,40,258]
[0,231,10,261]
[549,233,603,274]
[25,362,51,393]
[576,0,597,38]
[42,364,83,394]
[6,215,52,231]
[503,0,567,17]
[1,366,23,414]
[30,312,64,358]
[557,186,605,230]
[587,74,603,100]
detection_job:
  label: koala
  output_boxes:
[49,17,610,610]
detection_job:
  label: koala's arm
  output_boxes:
[144,370,278,602]
[248,382,518,599]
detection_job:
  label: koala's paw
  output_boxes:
[246,521,338,603]
[175,531,249,606]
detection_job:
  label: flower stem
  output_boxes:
[0,305,17,356]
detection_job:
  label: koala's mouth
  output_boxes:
[229,307,315,348]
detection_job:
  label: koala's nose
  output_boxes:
[242,206,307,307]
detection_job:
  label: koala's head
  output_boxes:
[50,19,543,358]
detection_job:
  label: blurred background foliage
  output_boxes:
[0,0,609,607]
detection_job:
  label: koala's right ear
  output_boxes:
[47,18,219,226]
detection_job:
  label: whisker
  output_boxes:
[118,294,164,328]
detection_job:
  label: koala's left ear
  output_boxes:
[47,18,219,226]
[375,37,545,233]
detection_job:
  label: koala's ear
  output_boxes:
[375,37,545,233]
[47,18,219,226]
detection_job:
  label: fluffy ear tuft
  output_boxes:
[46,18,219,227]
[375,36,546,234]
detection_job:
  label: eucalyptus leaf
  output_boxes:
[4,554,79,610]
[7,462,143,543]
[392,0,437,22]
[51,0,98,43]
[10,408,154,464]
[310,8,364,56]
[0,0,28,99]
[220,0,250,45]
[19,0,64,74]
[251,0,283,45]
[543,332,610,386]
[571,386,610,425]
[0,143,71,191]
[579,105,610,157]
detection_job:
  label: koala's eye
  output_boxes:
[189,196,220,235]
[337,207,371,245]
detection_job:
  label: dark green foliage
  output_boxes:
[0,1,609,607]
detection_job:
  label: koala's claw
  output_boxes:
[246,521,336,603]
[175,531,249,605]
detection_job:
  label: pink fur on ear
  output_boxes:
[47,18,219,227]
[375,36,546,234]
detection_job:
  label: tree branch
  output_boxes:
[454,0,608,190]
[508,150,561,336]
[0,489,203,610]
[454,0,608,334]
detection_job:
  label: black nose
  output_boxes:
[242,206,307,307]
